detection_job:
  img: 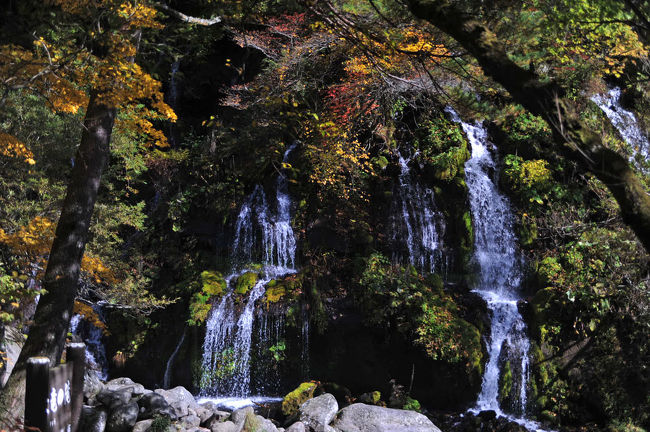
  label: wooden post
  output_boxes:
[66,343,85,432]
[25,356,50,432]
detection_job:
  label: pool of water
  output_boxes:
[196,396,283,411]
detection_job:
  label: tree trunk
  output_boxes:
[0,93,115,424]
[406,0,650,253]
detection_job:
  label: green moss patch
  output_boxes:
[281,382,318,416]
[235,272,259,295]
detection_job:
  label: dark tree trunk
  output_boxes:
[0,93,115,423]
[406,0,650,253]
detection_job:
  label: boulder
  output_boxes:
[282,382,318,416]
[285,422,307,432]
[80,405,108,432]
[106,401,139,432]
[97,388,133,409]
[299,394,338,431]
[83,370,105,404]
[180,412,202,428]
[209,420,239,432]
[255,415,280,432]
[132,419,153,432]
[195,405,213,424]
[137,391,177,420]
[106,377,147,396]
[331,403,441,432]
[155,386,199,418]
[231,406,254,426]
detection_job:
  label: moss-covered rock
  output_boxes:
[358,390,382,405]
[281,381,318,416]
[201,270,226,296]
[235,272,259,295]
[262,273,303,305]
[499,361,513,403]
[188,270,227,326]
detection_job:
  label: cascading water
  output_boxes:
[69,307,109,380]
[390,149,445,273]
[200,144,299,407]
[447,107,548,431]
[591,87,650,165]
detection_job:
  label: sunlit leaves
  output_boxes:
[0,0,176,150]
[0,132,35,165]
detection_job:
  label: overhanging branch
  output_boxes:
[155,3,222,26]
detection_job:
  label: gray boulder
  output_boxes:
[80,405,108,432]
[155,386,199,418]
[299,393,338,430]
[285,422,307,432]
[256,415,279,432]
[209,420,239,432]
[132,419,153,432]
[199,401,230,423]
[106,401,139,432]
[106,377,147,396]
[180,412,202,428]
[137,391,177,420]
[230,406,254,426]
[330,403,441,432]
[195,405,213,424]
[83,370,105,404]
[97,388,133,409]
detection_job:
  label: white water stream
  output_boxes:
[390,149,445,273]
[199,144,300,408]
[591,87,650,166]
[448,107,550,432]
[69,307,109,380]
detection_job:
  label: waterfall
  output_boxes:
[390,149,445,273]
[448,107,548,431]
[200,144,299,401]
[69,307,109,380]
[163,327,187,389]
[591,87,650,167]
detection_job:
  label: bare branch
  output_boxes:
[154,3,222,26]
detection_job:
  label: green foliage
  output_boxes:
[500,111,551,144]
[359,253,482,369]
[269,341,286,362]
[0,265,39,324]
[188,270,226,326]
[402,396,421,412]
[503,155,552,205]
[415,115,470,181]
[150,415,172,432]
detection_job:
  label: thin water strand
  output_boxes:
[390,149,445,273]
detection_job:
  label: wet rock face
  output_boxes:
[80,405,108,432]
[106,401,139,432]
[137,392,176,420]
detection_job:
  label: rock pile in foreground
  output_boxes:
[81,376,442,432]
